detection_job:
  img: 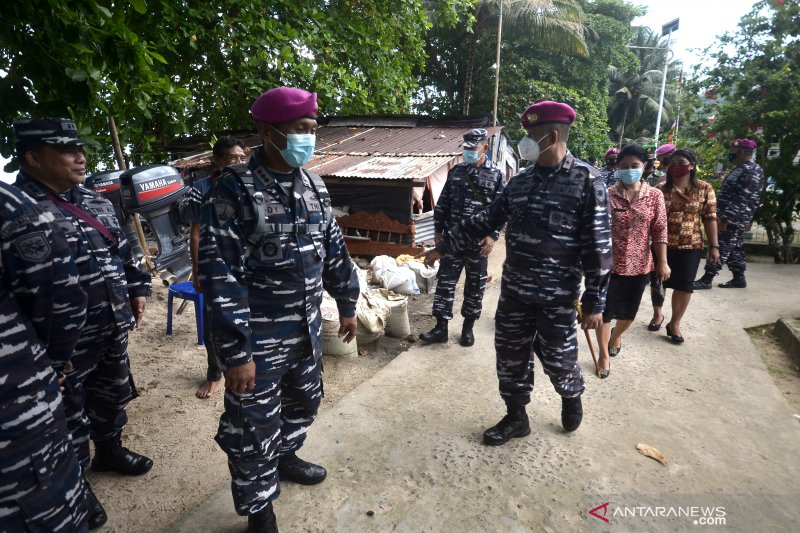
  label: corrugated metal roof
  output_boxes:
[170,124,505,177]
[316,126,504,156]
[307,154,452,180]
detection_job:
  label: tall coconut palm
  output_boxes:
[607,26,681,144]
[460,0,589,115]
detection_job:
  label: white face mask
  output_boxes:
[518,132,552,162]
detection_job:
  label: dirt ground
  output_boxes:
[86,279,437,532]
[747,324,800,415]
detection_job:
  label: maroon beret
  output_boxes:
[251,87,318,123]
[520,101,576,128]
[732,138,757,150]
[604,147,620,158]
[655,143,676,157]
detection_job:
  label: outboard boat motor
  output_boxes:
[120,164,191,283]
[84,169,145,262]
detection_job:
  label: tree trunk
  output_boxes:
[108,115,126,170]
[462,35,477,116]
[618,107,628,147]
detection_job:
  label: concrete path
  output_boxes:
[171,246,800,533]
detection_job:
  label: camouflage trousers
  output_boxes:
[705,226,746,276]
[494,291,584,407]
[432,250,488,320]
[62,317,136,468]
[0,379,89,532]
[216,340,322,516]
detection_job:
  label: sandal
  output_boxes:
[608,327,622,357]
[648,316,665,331]
[598,368,610,379]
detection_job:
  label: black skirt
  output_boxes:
[663,248,703,293]
[603,273,650,322]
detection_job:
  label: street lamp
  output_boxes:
[654,18,679,148]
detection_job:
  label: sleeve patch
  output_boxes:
[14,231,52,262]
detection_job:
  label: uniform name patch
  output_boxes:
[303,190,321,212]
[550,183,582,198]
[14,231,52,262]
[265,203,286,217]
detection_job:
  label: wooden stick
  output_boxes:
[583,328,600,378]
[576,299,600,378]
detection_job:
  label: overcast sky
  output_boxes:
[1,1,758,183]
[632,0,756,71]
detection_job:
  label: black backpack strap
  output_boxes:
[223,164,269,259]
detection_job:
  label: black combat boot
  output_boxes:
[420,317,448,343]
[482,403,531,446]
[693,272,714,290]
[561,395,583,432]
[84,481,108,530]
[248,503,279,533]
[459,318,476,347]
[278,452,327,485]
[718,272,746,288]
[91,438,153,476]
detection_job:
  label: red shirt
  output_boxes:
[609,182,668,276]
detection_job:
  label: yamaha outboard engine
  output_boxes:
[120,164,192,282]
[85,170,145,263]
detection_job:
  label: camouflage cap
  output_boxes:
[462,128,488,149]
[13,117,86,149]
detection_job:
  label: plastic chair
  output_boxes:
[166,281,204,345]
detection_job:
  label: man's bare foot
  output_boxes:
[196,380,221,399]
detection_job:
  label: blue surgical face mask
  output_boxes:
[463,150,480,164]
[617,168,643,185]
[270,125,316,168]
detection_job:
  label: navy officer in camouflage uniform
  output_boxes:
[0,181,90,532]
[13,117,153,526]
[184,136,248,399]
[419,101,611,444]
[694,138,764,289]
[199,87,359,533]
[600,147,619,187]
[420,128,505,347]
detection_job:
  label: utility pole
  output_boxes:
[654,18,679,148]
[492,0,503,127]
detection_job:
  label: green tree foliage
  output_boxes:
[1,0,457,169]
[417,0,590,116]
[0,0,192,168]
[693,0,799,262]
[418,0,640,159]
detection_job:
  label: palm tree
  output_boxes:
[607,66,665,145]
[460,0,590,115]
[607,26,681,144]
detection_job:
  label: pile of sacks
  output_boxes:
[322,256,436,358]
[369,255,437,295]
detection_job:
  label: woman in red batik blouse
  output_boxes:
[595,144,670,379]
